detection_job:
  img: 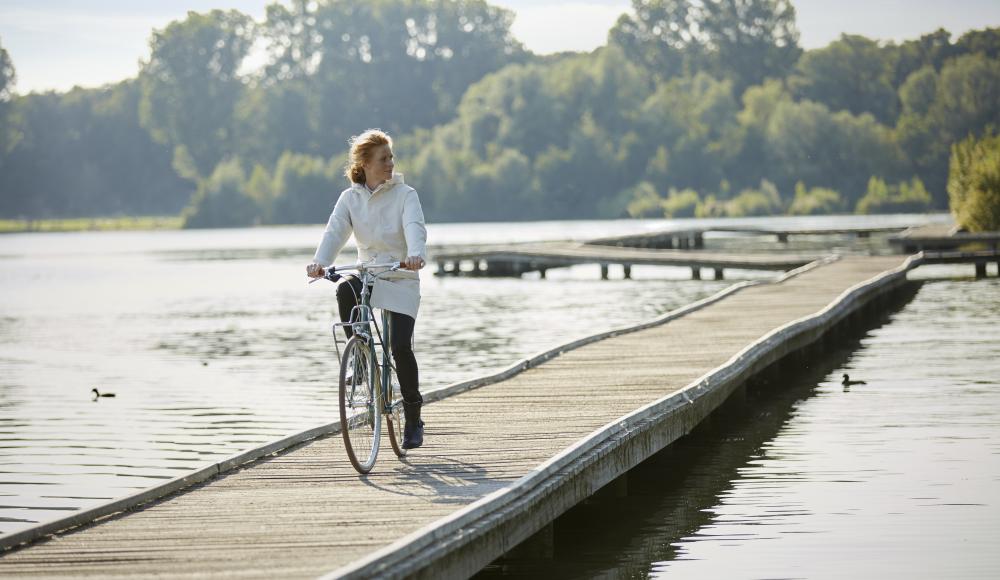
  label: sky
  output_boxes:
[1,0,999,94]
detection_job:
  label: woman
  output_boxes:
[306,129,428,449]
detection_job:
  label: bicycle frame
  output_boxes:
[327,263,400,417]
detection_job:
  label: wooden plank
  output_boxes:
[0,256,910,578]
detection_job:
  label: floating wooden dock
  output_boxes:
[889,224,1000,277]
[889,223,1000,252]
[0,254,926,578]
[585,224,909,248]
[433,224,914,280]
[433,241,818,280]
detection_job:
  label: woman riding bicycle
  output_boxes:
[306,129,428,450]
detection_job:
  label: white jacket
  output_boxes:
[313,173,428,318]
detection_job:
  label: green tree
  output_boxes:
[790,34,898,124]
[625,181,664,218]
[731,79,791,188]
[888,27,998,89]
[182,158,258,228]
[532,142,597,219]
[270,152,341,224]
[954,27,1000,61]
[897,53,1000,202]
[0,82,189,219]
[699,0,801,93]
[637,72,740,192]
[609,0,702,80]
[246,164,275,219]
[405,46,652,221]
[725,179,783,216]
[886,28,956,88]
[261,0,525,156]
[463,147,535,219]
[139,10,255,177]
[661,187,700,217]
[948,133,1000,232]
[856,176,932,214]
[765,99,902,205]
[233,83,315,166]
[0,36,20,156]
[787,182,844,215]
[611,0,801,92]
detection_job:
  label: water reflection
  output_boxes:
[477,309,890,579]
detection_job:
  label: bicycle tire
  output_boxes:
[384,366,407,459]
[339,336,381,473]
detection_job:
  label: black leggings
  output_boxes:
[336,276,421,405]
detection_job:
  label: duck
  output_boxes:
[841,374,866,386]
[91,388,116,398]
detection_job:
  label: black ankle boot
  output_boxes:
[402,401,424,450]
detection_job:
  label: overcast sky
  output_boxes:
[1,0,999,94]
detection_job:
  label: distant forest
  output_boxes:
[1,0,999,226]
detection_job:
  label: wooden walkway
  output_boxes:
[0,255,912,578]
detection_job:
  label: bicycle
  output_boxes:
[310,261,408,474]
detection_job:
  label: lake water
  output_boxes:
[477,268,1000,578]
[0,214,956,543]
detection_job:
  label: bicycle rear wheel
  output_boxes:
[385,368,407,458]
[339,336,381,473]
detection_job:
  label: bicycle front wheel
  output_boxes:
[339,336,381,473]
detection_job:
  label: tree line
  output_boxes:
[0,0,998,227]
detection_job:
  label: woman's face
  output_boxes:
[363,144,394,185]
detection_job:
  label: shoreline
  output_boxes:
[0,216,184,234]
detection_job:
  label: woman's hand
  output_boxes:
[306,263,325,278]
[402,256,426,271]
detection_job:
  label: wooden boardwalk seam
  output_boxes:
[0,254,918,578]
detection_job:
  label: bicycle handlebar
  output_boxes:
[332,261,401,273]
[308,261,402,284]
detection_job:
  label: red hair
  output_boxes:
[345,129,392,184]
